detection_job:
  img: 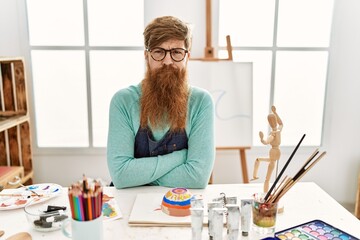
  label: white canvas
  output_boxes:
[128,193,195,226]
[188,61,253,147]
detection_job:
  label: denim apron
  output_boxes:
[110,127,188,186]
[134,126,188,158]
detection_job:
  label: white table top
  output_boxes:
[1,182,359,239]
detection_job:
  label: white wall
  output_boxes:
[321,0,360,205]
[144,0,206,58]
[1,0,359,209]
[0,0,23,57]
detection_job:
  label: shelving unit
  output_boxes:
[0,57,33,187]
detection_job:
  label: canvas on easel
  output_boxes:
[188,61,253,147]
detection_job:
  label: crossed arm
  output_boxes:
[107,88,215,189]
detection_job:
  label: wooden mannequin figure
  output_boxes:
[252,106,283,193]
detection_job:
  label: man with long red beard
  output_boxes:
[107,16,215,189]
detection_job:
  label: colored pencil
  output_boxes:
[73,194,80,220]
[67,176,103,221]
[68,188,75,219]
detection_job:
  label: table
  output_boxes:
[1,182,359,239]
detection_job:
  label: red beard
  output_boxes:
[140,64,189,131]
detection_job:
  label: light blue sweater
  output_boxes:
[107,84,215,189]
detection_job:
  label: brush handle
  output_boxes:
[273,152,327,203]
[0,193,43,197]
[264,134,306,201]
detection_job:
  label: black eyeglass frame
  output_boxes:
[146,47,189,62]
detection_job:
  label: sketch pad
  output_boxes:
[128,193,209,227]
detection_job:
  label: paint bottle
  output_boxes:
[241,199,253,236]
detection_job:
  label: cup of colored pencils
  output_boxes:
[67,176,103,221]
[62,176,104,240]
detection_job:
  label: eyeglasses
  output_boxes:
[147,47,188,62]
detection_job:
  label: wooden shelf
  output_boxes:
[0,57,33,187]
[0,114,29,132]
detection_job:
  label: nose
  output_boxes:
[162,52,173,65]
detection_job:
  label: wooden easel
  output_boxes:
[190,0,233,61]
[192,0,251,184]
[208,147,251,184]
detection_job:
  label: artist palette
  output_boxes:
[0,183,62,210]
[274,220,358,240]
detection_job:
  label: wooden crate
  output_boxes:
[0,57,33,185]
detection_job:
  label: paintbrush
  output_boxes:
[292,148,320,181]
[271,151,327,203]
[267,176,291,203]
[264,134,306,201]
[19,183,41,197]
[0,193,44,197]
[7,177,41,197]
[279,151,326,200]
[268,150,320,203]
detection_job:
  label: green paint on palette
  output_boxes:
[291,229,301,236]
[331,229,341,236]
[299,234,310,239]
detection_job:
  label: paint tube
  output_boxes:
[241,199,253,236]
[207,202,223,240]
[225,204,240,240]
[190,207,204,240]
[212,208,226,240]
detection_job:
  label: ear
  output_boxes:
[185,51,191,64]
[144,50,150,64]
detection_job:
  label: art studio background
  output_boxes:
[1,0,359,215]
